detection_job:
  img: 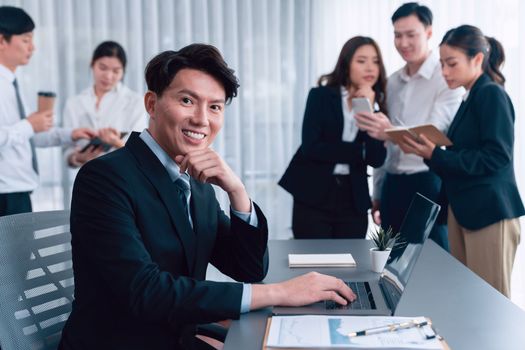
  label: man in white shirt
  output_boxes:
[355,2,463,250]
[0,6,95,216]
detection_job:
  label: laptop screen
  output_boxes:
[380,193,440,300]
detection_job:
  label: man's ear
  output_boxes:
[144,91,157,119]
[426,25,432,40]
[0,34,7,49]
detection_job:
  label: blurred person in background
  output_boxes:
[355,2,463,250]
[63,40,147,167]
[398,25,524,298]
[0,5,94,216]
[279,36,387,239]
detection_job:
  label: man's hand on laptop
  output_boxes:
[250,272,356,310]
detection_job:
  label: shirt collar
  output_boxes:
[139,129,185,182]
[399,50,438,82]
[89,82,123,97]
[0,63,16,83]
[462,90,470,101]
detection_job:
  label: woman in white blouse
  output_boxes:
[63,41,147,167]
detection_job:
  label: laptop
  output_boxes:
[273,192,440,316]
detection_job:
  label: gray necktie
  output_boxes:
[174,173,193,228]
[13,79,39,174]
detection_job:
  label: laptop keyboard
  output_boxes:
[325,281,376,310]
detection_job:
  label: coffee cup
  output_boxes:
[37,91,56,112]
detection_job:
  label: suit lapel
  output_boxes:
[125,133,197,275]
[447,100,468,139]
[447,74,491,140]
[328,87,344,129]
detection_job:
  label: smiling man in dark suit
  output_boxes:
[59,44,355,350]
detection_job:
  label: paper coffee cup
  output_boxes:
[37,91,56,112]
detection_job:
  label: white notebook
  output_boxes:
[288,253,356,268]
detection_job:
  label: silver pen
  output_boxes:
[348,319,429,337]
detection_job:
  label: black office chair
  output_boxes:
[0,210,73,350]
[0,211,226,350]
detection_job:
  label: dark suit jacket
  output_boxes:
[60,133,269,350]
[427,74,524,230]
[279,86,386,213]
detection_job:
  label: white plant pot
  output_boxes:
[370,248,391,273]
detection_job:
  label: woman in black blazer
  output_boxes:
[400,25,524,297]
[279,37,387,239]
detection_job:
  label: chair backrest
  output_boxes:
[0,210,73,350]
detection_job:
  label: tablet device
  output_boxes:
[352,97,373,114]
[80,132,128,153]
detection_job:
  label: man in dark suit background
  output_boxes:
[60,44,355,350]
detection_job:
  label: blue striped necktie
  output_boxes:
[174,173,192,228]
[13,79,39,174]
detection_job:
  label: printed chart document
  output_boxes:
[288,254,356,268]
[266,315,443,349]
[385,124,452,147]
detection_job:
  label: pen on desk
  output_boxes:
[348,319,429,337]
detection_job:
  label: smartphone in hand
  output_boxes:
[351,97,373,114]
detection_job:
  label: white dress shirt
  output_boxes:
[372,51,464,199]
[0,64,73,194]
[333,86,359,175]
[62,82,148,160]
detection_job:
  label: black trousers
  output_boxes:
[0,192,32,217]
[380,171,449,251]
[292,175,368,239]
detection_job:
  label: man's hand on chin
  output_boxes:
[175,149,251,212]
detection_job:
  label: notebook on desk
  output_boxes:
[273,193,440,316]
[288,253,356,268]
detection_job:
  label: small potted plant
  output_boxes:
[369,226,402,273]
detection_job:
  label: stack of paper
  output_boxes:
[288,254,356,268]
[266,315,443,349]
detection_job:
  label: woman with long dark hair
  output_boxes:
[399,25,524,297]
[63,41,147,167]
[279,36,387,239]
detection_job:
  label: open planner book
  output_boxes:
[385,124,452,147]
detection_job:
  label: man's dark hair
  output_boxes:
[0,6,35,41]
[91,41,127,70]
[391,2,433,27]
[145,44,239,104]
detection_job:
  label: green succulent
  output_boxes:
[370,226,403,251]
